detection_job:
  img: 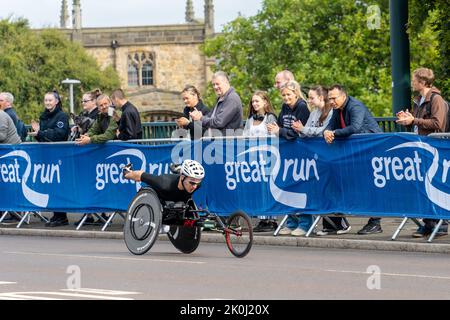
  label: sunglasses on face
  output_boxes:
[187,180,201,187]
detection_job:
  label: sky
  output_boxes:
[0,0,263,31]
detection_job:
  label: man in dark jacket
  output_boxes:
[396,67,448,237]
[324,85,381,143]
[323,84,383,235]
[111,89,142,141]
[190,71,243,137]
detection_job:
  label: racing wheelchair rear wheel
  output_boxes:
[224,211,253,258]
[124,188,162,255]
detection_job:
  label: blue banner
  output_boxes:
[0,133,449,219]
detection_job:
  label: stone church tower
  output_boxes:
[58,0,216,121]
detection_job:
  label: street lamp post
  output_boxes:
[61,78,81,118]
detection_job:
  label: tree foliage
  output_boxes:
[0,18,120,123]
[408,0,449,98]
[203,0,444,116]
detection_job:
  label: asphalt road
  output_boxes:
[0,235,449,300]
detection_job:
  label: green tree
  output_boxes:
[204,0,444,116]
[409,0,449,97]
[0,18,120,123]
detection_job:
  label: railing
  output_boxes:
[25,117,405,141]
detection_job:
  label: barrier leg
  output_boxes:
[75,214,89,231]
[306,216,321,237]
[273,215,289,237]
[323,216,339,230]
[427,219,444,243]
[0,211,8,223]
[16,212,30,229]
[34,212,49,223]
[391,217,408,241]
[101,212,116,232]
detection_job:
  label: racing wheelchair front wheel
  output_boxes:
[224,211,253,258]
[124,188,162,255]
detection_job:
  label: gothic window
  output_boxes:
[127,63,139,87]
[127,51,154,87]
[142,62,153,86]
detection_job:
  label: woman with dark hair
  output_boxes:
[29,90,70,227]
[175,85,209,139]
[293,86,350,236]
[243,91,277,137]
[293,85,333,137]
[69,89,101,141]
[243,91,278,232]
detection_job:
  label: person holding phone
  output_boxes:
[75,94,119,145]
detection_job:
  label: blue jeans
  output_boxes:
[286,214,313,231]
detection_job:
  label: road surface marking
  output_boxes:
[0,282,16,285]
[5,251,205,265]
[0,291,135,300]
[324,269,450,281]
[62,288,139,295]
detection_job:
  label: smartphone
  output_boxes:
[122,163,133,176]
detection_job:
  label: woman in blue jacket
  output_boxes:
[267,81,313,237]
[29,91,70,227]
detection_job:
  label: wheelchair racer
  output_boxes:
[123,159,205,203]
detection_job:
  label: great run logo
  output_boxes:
[224,145,320,209]
[0,150,62,208]
[95,149,146,191]
[371,141,450,210]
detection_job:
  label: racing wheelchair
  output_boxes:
[123,171,253,258]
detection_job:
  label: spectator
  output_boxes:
[243,90,277,137]
[268,80,312,237]
[190,71,243,137]
[396,67,448,237]
[75,94,119,145]
[0,108,21,144]
[69,90,100,141]
[243,90,278,232]
[175,85,210,139]
[111,89,142,140]
[274,70,295,90]
[293,85,350,235]
[0,107,21,224]
[74,94,119,226]
[0,92,27,141]
[29,91,70,227]
[323,84,383,235]
[267,80,310,140]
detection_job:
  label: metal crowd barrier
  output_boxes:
[389,132,450,243]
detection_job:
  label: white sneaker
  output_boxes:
[279,227,293,235]
[291,228,307,237]
[336,226,352,235]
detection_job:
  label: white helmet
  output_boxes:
[180,160,205,180]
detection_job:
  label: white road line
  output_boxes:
[324,269,450,281]
[0,282,16,285]
[4,251,205,265]
[62,288,139,295]
[0,293,63,300]
[0,291,134,300]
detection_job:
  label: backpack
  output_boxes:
[425,93,450,133]
[16,119,28,142]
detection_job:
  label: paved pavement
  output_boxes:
[1,213,449,254]
[1,235,449,300]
